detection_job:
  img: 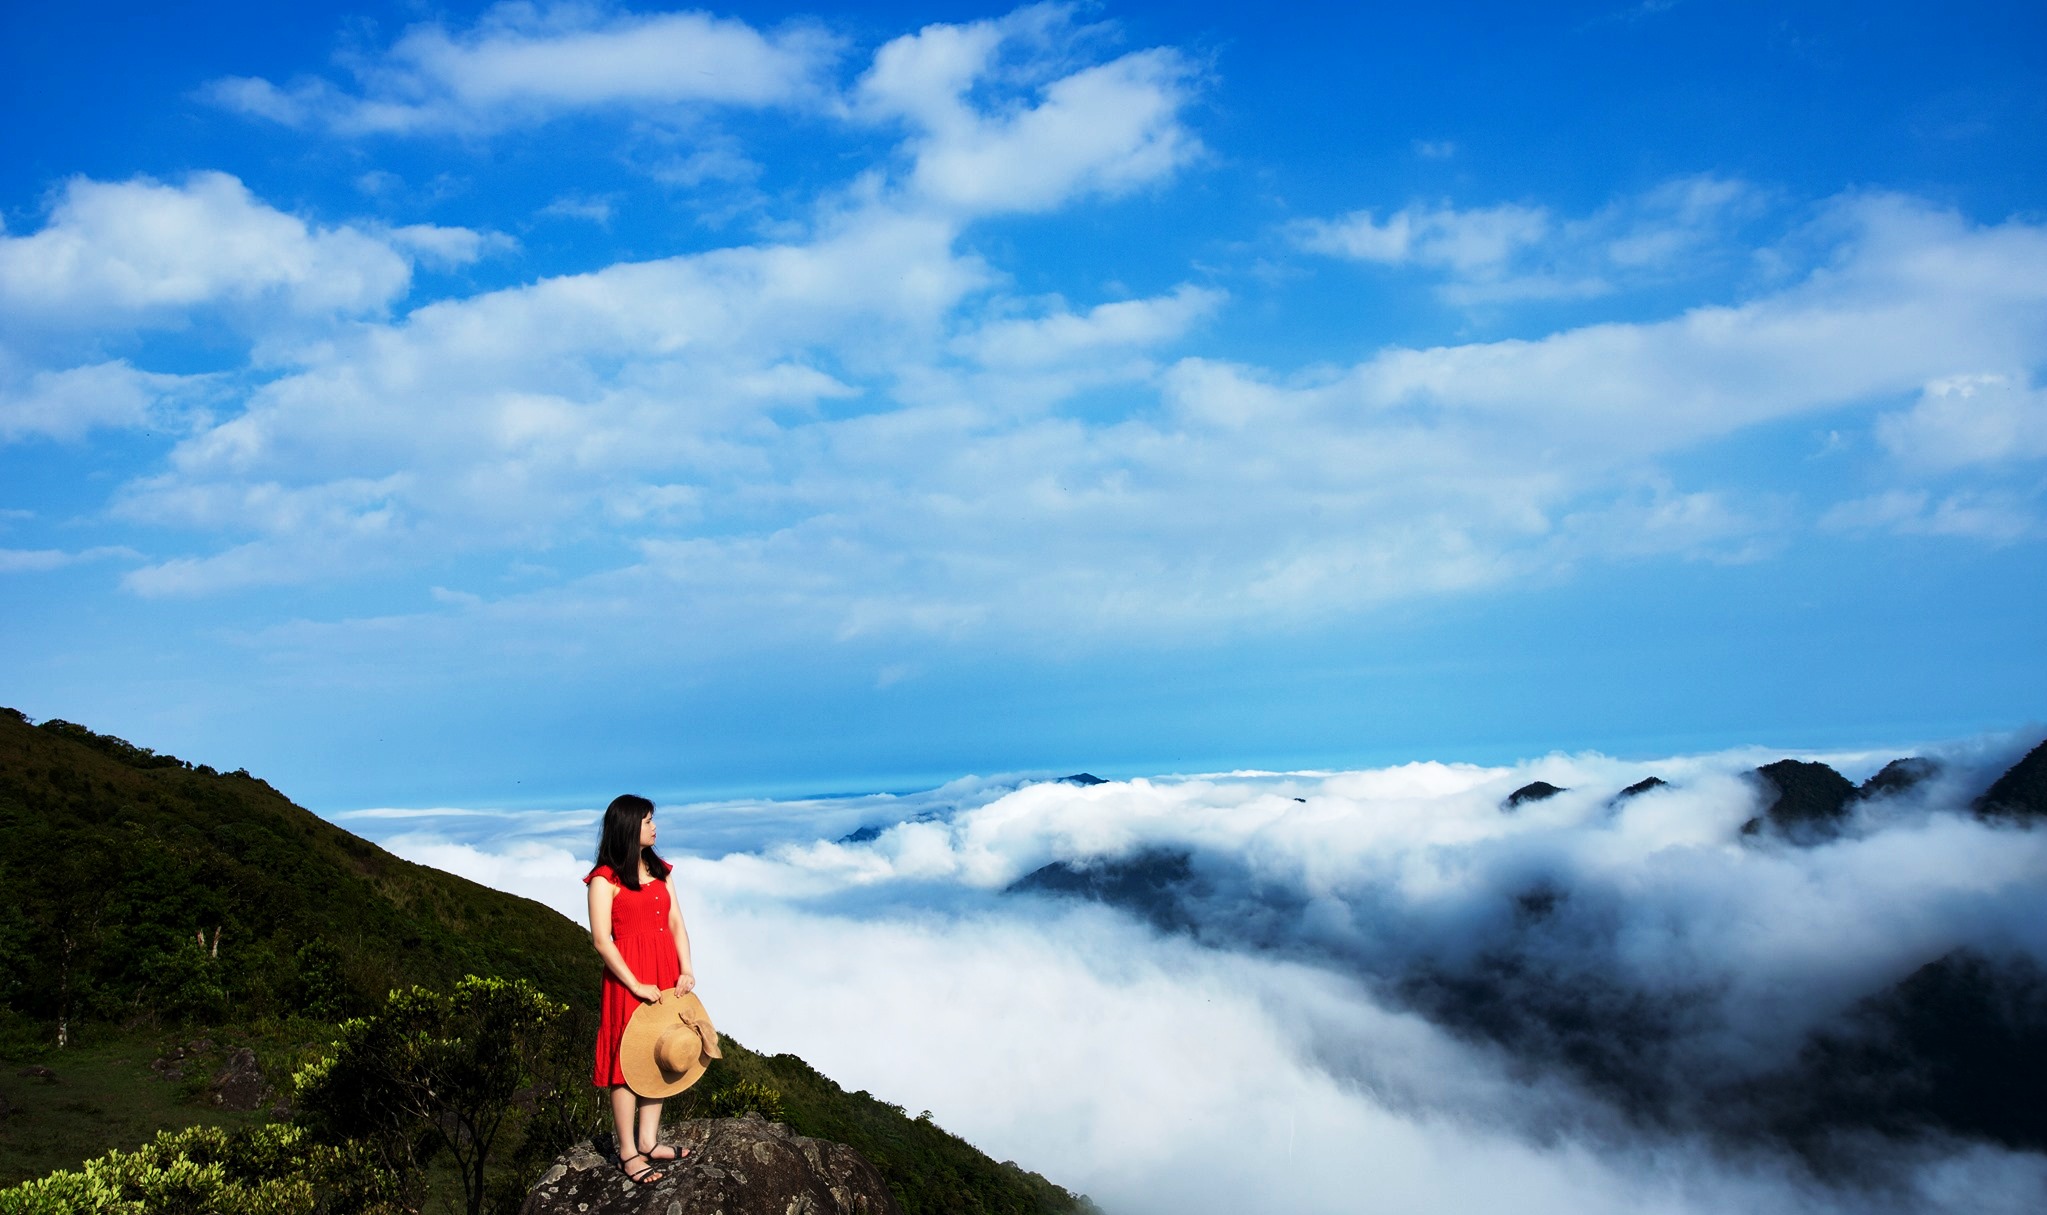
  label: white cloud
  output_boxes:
[857,7,1201,215]
[0,545,136,574]
[104,189,2047,644]
[1822,489,2039,543]
[0,360,210,443]
[1296,175,1765,304]
[352,738,2047,1215]
[109,205,980,594]
[954,285,1223,367]
[1876,373,2047,470]
[0,173,456,324]
[384,222,510,268]
[538,194,617,225]
[207,4,840,135]
[1296,201,1552,274]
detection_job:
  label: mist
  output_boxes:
[340,732,2047,1213]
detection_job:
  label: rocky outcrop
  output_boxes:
[1975,737,2047,822]
[210,1047,268,1111]
[1613,777,1667,801]
[520,1115,900,1215]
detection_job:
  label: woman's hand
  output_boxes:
[674,973,695,995]
[633,981,663,1003]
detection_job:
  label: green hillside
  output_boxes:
[0,709,1090,1214]
[0,708,597,1033]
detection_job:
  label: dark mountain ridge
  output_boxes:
[1006,739,2047,1177]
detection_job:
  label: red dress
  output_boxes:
[585,864,681,1088]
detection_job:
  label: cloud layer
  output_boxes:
[346,733,2047,1215]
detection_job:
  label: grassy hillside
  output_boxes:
[0,707,598,1036]
[0,709,1090,1213]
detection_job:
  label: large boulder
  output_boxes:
[520,1115,901,1215]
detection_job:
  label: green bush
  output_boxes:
[143,941,231,1024]
[289,939,350,1022]
[0,1123,402,1215]
[295,976,568,1215]
[704,1079,786,1122]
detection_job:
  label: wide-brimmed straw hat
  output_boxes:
[620,990,722,1099]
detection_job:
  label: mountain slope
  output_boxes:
[0,709,1090,1214]
[0,708,597,1029]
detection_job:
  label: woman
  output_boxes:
[586,793,696,1185]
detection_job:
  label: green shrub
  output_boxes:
[295,976,568,1215]
[704,1079,786,1122]
[143,941,231,1024]
[289,939,350,1022]
[0,1123,401,1215]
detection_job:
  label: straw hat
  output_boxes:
[620,990,722,1098]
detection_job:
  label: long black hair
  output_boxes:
[594,793,671,890]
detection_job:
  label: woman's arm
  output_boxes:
[588,878,663,1003]
[668,890,695,995]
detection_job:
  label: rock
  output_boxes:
[1859,757,1939,799]
[210,1047,267,1111]
[1502,781,1566,810]
[1975,737,2047,822]
[519,1115,900,1215]
[1742,760,1856,841]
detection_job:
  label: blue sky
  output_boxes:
[2,0,2044,810]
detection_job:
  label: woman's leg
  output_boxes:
[637,1097,686,1160]
[611,1087,662,1181]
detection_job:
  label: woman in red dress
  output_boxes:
[585,794,696,1185]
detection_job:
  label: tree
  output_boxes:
[294,976,567,1215]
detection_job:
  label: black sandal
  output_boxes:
[642,1142,688,1162]
[619,1152,664,1185]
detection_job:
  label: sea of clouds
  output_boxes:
[335,732,2047,1214]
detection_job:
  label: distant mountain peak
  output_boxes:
[1860,756,1940,799]
[1975,738,2047,822]
[1503,781,1566,810]
[1741,759,1856,842]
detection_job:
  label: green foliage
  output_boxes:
[143,941,231,1024]
[295,977,569,1215]
[703,1078,786,1122]
[289,939,351,1022]
[0,1123,402,1215]
[0,710,599,1039]
[32,720,190,771]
